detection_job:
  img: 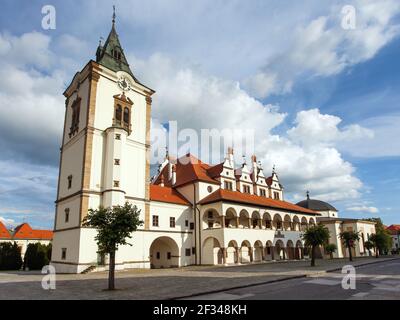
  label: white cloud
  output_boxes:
[132,53,369,201]
[287,109,374,147]
[244,0,400,98]
[339,115,400,157]
[0,216,17,228]
[347,206,379,213]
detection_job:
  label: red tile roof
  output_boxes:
[199,188,319,215]
[153,154,220,187]
[150,184,191,206]
[0,221,11,239]
[12,223,53,240]
[386,224,400,234]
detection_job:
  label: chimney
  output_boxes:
[172,164,177,185]
[160,175,165,187]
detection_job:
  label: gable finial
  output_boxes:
[272,164,276,173]
[165,146,169,160]
[306,190,310,200]
[112,5,116,26]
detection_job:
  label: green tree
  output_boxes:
[324,243,337,259]
[339,231,360,262]
[302,224,330,267]
[82,202,143,290]
[24,243,51,270]
[370,232,391,258]
[0,242,22,270]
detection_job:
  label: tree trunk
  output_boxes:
[375,247,379,258]
[330,252,333,259]
[311,246,315,267]
[108,251,115,290]
[348,243,353,262]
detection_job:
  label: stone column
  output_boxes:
[222,248,226,264]
[249,247,253,262]
[248,218,252,228]
[271,246,275,260]
[237,247,241,264]
[236,217,240,228]
[221,215,225,228]
[258,219,263,229]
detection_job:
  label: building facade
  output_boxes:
[296,195,376,258]
[50,18,376,273]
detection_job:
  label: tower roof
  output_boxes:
[95,8,135,78]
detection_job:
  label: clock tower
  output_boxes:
[51,13,155,273]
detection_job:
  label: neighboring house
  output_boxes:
[0,222,53,258]
[0,221,12,243]
[386,225,400,251]
[296,194,376,258]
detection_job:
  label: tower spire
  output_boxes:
[112,5,116,26]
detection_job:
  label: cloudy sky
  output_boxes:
[0,0,399,229]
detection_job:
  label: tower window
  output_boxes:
[115,134,121,140]
[114,159,120,165]
[65,208,70,223]
[113,180,120,188]
[69,98,81,137]
[123,107,130,130]
[115,105,122,125]
[224,181,233,190]
[67,175,72,189]
[61,248,67,260]
[274,192,280,200]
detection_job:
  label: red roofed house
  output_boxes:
[0,221,12,242]
[386,225,400,251]
[11,223,53,258]
[50,17,372,273]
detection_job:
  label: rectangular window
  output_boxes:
[260,189,266,197]
[114,159,120,165]
[274,192,280,200]
[65,208,70,223]
[167,252,171,260]
[113,180,120,188]
[190,222,194,230]
[152,215,159,227]
[185,220,189,227]
[170,217,176,228]
[156,252,160,259]
[192,247,195,254]
[243,185,250,193]
[61,248,67,260]
[67,175,72,189]
[185,248,191,256]
[115,134,121,140]
[224,181,233,190]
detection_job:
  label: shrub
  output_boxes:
[24,243,52,270]
[0,242,23,270]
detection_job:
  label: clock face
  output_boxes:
[117,77,132,91]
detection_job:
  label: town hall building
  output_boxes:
[50,16,375,273]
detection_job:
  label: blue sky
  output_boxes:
[0,0,399,229]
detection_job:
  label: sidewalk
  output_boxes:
[0,256,398,299]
